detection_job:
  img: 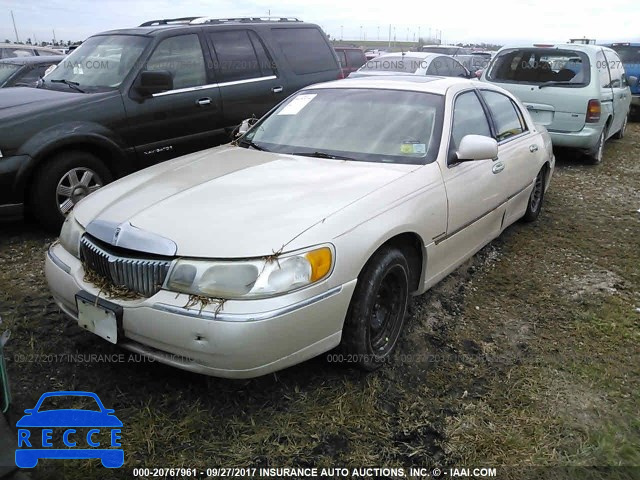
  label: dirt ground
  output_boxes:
[1,125,639,480]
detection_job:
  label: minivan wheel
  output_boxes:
[522,167,546,222]
[585,130,605,165]
[613,114,627,140]
[339,246,410,371]
[30,151,112,232]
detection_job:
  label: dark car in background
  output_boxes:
[334,46,366,77]
[0,16,341,230]
[607,43,640,118]
[0,56,62,88]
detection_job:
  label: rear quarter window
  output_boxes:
[487,48,590,86]
[271,28,337,74]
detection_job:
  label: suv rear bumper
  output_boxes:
[548,124,602,149]
[0,154,30,216]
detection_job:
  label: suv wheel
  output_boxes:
[339,246,410,371]
[30,151,112,231]
[585,129,605,165]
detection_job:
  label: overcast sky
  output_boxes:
[1,0,639,46]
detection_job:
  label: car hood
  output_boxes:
[0,86,95,117]
[75,146,416,258]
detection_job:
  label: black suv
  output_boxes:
[0,17,341,230]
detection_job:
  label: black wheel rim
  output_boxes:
[529,171,544,212]
[369,265,407,354]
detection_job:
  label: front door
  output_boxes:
[122,33,223,166]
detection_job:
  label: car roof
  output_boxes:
[305,75,483,95]
[98,20,319,37]
[0,55,62,65]
[498,43,609,53]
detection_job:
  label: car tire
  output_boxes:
[339,246,410,371]
[613,114,628,139]
[522,167,546,223]
[30,150,112,232]
[585,129,606,165]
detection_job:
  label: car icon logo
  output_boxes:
[15,391,124,469]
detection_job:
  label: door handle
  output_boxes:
[196,97,212,106]
[271,86,284,93]
[492,161,505,174]
[529,144,539,153]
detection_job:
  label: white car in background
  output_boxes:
[45,76,554,379]
[351,52,473,78]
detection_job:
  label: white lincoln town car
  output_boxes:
[45,76,555,378]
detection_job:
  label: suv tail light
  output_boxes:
[586,99,601,123]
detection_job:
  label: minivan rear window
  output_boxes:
[487,48,590,87]
[272,28,337,74]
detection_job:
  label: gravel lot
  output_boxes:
[1,125,639,480]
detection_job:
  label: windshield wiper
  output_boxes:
[290,151,357,161]
[50,79,85,93]
[538,81,574,89]
[238,138,269,152]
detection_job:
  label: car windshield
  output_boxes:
[44,35,149,90]
[38,395,101,412]
[0,63,20,84]
[610,45,640,64]
[243,88,444,165]
[360,56,426,73]
[487,48,590,86]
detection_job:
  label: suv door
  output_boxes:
[123,32,223,165]
[207,29,284,127]
[603,50,630,136]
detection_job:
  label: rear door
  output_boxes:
[596,49,615,133]
[207,29,284,127]
[483,48,591,132]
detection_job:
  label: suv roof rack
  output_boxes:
[140,17,203,27]
[139,16,302,27]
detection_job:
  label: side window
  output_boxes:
[271,28,337,74]
[450,91,492,153]
[209,30,264,82]
[426,57,442,75]
[345,49,366,69]
[13,65,49,86]
[1,47,35,58]
[596,50,611,88]
[247,31,276,76]
[449,58,468,78]
[480,90,526,141]
[147,34,207,90]
[604,51,622,88]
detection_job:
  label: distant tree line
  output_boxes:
[3,39,81,47]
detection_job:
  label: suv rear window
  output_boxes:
[271,28,337,74]
[487,48,590,86]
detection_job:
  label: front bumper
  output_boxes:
[45,242,356,379]
[548,124,602,149]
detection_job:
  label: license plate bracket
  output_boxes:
[75,291,124,345]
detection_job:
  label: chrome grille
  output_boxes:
[80,235,172,297]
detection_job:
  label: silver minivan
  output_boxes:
[481,44,636,164]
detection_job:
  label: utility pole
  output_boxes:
[388,24,391,48]
[360,25,363,41]
[340,25,343,41]
[11,10,19,43]
[377,26,380,41]
[53,29,57,44]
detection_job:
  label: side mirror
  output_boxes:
[455,135,498,162]
[628,75,638,88]
[136,70,173,96]
[236,117,258,137]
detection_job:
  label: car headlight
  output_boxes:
[164,246,333,299]
[59,211,85,259]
